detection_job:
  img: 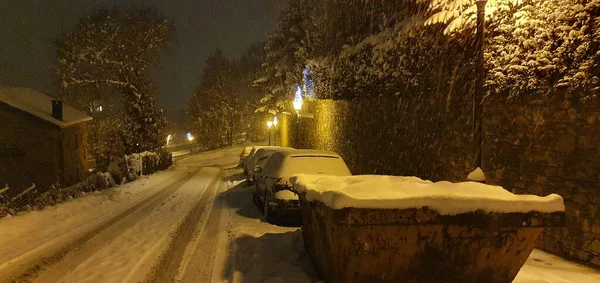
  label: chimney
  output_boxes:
[52,100,63,121]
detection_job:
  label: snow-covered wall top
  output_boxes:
[291,174,565,215]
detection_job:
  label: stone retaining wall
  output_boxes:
[283,93,599,266]
[484,93,600,265]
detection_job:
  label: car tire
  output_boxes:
[252,192,260,207]
[263,191,276,224]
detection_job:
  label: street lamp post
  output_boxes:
[473,0,487,171]
[267,121,273,146]
[293,87,304,148]
[273,115,278,146]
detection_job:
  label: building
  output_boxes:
[0,86,92,194]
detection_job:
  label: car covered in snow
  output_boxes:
[244,146,291,181]
[238,146,253,167]
[246,147,295,185]
[253,149,352,224]
[243,146,268,174]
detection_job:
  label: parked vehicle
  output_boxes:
[243,146,268,174]
[244,146,290,182]
[253,149,352,224]
[238,146,253,168]
[246,147,295,185]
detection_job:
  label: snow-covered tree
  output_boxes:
[421,0,523,34]
[188,50,242,149]
[255,0,315,114]
[55,5,173,163]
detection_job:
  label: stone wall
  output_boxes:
[282,92,600,266]
[483,93,600,265]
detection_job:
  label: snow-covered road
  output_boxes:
[0,147,240,283]
[0,147,599,283]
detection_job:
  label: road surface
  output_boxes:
[0,148,240,283]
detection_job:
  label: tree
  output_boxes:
[54,5,173,165]
[188,50,238,149]
[255,0,314,114]
[188,44,269,149]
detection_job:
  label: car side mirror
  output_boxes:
[253,166,262,173]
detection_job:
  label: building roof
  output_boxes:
[0,86,92,127]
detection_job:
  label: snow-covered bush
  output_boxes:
[268,0,599,102]
[486,0,600,98]
[0,185,8,217]
[0,150,171,216]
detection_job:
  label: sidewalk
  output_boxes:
[515,249,600,282]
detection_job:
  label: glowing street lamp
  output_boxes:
[186,132,194,142]
[293,86,303,115]
[293,86,303,147]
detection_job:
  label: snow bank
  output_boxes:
[291,174,564,215]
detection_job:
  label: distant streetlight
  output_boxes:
[293,86,304,147]
[473,0,487,172]
[267,121,273,146]
[186,132,194,142]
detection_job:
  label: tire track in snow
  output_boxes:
[0,170,188,283]
[147,167,223,283]
[19,168,201,283]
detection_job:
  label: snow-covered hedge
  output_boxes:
[307,0,599,101]
[0,149,172,217]
[486,0,600,98]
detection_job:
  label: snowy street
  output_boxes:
[0,148,237,282]
[0,147,599,283]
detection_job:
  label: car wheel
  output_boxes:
[263,191,276,224]
[262,190,269,216]
[252,192,259,207]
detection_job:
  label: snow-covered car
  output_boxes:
[238,146,253,167]
[247,147,296,185]
[243,146,268,174]
[244,146,291,181]
[253,149,352,224]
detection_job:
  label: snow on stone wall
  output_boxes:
[292,174,564,214]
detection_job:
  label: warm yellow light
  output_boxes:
[273,115,278,126]
[293,86,303,114]
[267,121,273,128]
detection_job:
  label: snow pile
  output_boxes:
[467,167,486,182]
[291,174,564,215]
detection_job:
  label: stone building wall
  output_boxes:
[0,103,61,195]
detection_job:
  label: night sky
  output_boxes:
[0,0,286,117]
